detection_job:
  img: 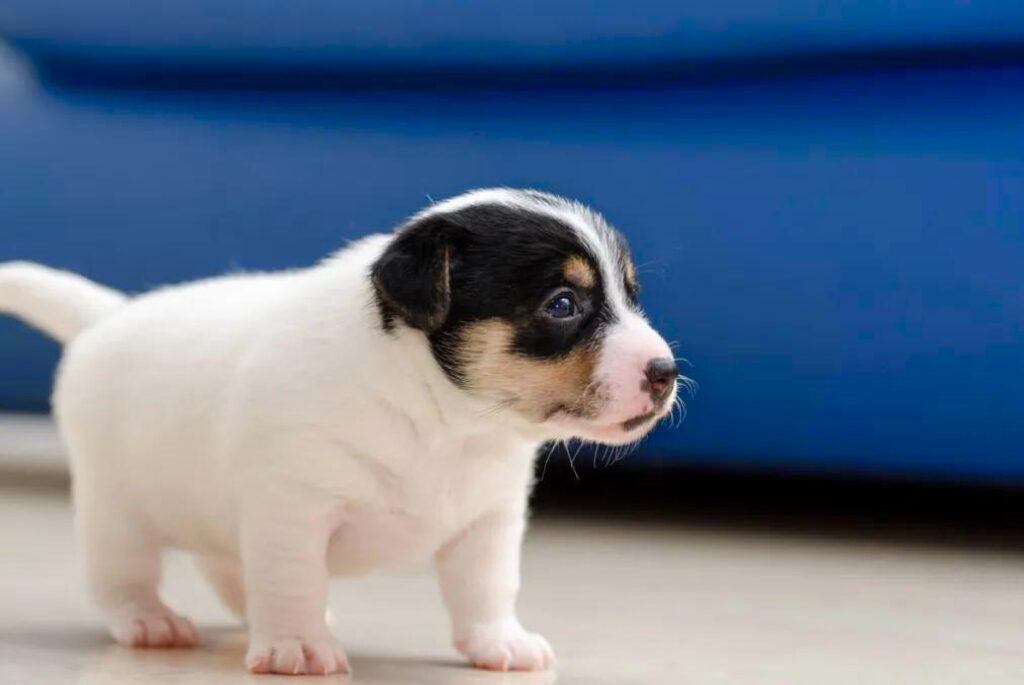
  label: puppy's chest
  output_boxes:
[325,434,533,574]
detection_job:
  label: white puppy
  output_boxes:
[0,189,680,675]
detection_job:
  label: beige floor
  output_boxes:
[2,485,1024,685]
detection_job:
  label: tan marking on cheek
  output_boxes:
[458,319,602,421]
[562,255,596,289]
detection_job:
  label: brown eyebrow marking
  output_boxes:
[562,255,597,289]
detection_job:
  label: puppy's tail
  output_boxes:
[0,261,127,344]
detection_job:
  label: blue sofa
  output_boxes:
[2,2,1023,480]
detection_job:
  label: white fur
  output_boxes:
[589,310,675,430]
[0,190,673,675]
[0,261,126,342]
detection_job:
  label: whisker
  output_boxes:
[630,439,642,462]
[634,261,668,279]
[565,439,581,481]
[664,394,688,429]
[676,375,699,397]
[538,442,556,482]
[611,439,641,466]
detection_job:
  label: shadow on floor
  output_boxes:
[531,457,1024,554]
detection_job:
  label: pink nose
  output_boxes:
[644,358,677,403]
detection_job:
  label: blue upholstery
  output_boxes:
[1,5,1023,480]
[6,1,1024,76]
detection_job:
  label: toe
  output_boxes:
[303,642,350,675]
[147,616,177,647]
[245,646,273,674]
[272,642,307,675]
[107,605,197,650]
[507,637,545,671]
[526,632,555,670]
[128,620,146,648]
[469,643,513,671]
[302,644,329,675]
[458,623,555,673]
[166,614,199,647]
[247,637,349,676]
[316,641,351,675]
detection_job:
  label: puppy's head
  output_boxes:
[372,189,682,445]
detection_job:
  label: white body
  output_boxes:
[1,240,552,673]
[0,190,678,675]
[57,236,537,574]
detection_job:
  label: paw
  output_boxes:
[246,634,350,676]
[107,604,198,649]
[455,620,555,672]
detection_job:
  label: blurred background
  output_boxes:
[1,2,1024,684]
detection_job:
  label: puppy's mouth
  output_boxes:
[539,406,666,446]
[620,410,658,432]
[542,401,661,429]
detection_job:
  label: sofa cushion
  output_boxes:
[3,54,1024,477]
[5,1,1024,81]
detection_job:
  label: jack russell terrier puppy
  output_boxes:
[0,188,683,675]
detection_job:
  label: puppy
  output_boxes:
[0,189,680,675]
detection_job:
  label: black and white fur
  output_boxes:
[0,188,680,675]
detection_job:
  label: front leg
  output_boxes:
[435,509,555,672]
[240,495,349,676]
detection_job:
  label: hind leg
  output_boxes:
[75,481,197,648]
[197,556,246,620]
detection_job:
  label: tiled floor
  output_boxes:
[2,484,1024,685]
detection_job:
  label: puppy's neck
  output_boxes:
[386,323,532,441]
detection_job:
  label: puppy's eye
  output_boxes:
[544,292,578,319]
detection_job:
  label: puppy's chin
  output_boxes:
[545,411,665,446]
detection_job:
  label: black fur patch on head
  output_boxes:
[441,204,605,364]
[371,192,634,388]
[371,215,451,333]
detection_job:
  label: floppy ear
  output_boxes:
[371,215,452,333]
